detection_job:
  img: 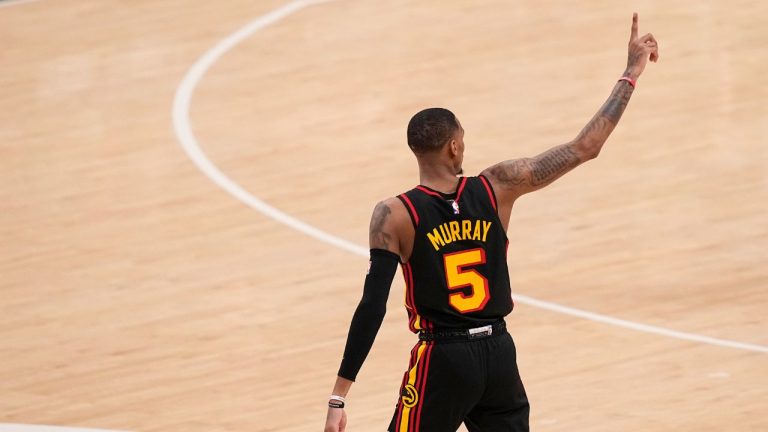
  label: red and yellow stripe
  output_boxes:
[402,262,431,332]
[394,341,435,432]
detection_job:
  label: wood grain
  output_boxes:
[1,1,766,431]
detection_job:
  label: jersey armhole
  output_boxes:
[397,193,419,228]
[477,175,498,212]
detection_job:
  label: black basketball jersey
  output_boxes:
[397,175,513,332]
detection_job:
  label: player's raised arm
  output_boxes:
[324,198,409,432]
[481,13,659,207]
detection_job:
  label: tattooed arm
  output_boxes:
[482,80,634,195]
[369,200,397,252]
[481,13,658,223]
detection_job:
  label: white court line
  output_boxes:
[0,425,125,432]
[172,0,768,354]
[0,0,40,9]
[516,295,768,353]
[172,0,363,257]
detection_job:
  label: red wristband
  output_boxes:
[618,76,636,88]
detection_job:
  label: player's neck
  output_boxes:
[417,162,462,194]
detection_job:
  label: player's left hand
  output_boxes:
[324,406,347,432]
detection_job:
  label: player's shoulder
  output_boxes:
[372,196,409,221]
[368,196,411,233]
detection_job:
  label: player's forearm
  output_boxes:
[335,248,398,381]
[331,375,354,398]
[571,77,635,160]
[337,296,387,380]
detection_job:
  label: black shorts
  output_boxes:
[388,323,529,432]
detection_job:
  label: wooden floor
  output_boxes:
[1,1,766,431]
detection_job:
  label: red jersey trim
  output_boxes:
[454,177,468,203]
[398,194,419,227]
[478,175,498,211]
[415,186,442,198]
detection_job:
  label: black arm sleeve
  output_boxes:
[337,248,400,381]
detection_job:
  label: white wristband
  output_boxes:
[330,395,346,403]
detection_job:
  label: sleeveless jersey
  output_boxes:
[397,175,513,333]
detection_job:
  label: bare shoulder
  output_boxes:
[369,197,409,254]
[371,197,409,226]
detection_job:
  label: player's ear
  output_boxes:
[449,139,458,156]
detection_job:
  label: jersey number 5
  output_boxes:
[443,248,490,313]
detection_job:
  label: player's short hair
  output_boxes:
[407,108,459,154]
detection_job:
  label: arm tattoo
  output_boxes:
[488,159,529,187]
[576,81,634,142]
[488,145,580,189]
[601,81,634,123]
[369,202,392,249]
[487,81,634,193]
[530,145,580,186]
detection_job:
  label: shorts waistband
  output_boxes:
[418,321,506,342]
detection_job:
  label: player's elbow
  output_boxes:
[573,138,603,161]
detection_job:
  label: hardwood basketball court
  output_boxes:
[1,1,766,431]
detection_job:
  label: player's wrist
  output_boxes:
[328,394,346,409]
[618,76,637,88]
[622,67,641,81]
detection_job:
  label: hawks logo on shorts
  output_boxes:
[401,384,419,408]
[392,341,434,432]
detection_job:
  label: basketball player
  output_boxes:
[324,13,658,432]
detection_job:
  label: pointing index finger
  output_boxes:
[630,12,638,42]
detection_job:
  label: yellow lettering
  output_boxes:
[440,224,453,244]
[449,221,461,242]
[427,228,445,251]
[461,220,472,240]
[472,221,482,240]
[428,220,492,250]
[482,221,492,242]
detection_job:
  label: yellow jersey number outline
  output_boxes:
[443,248,490,313]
